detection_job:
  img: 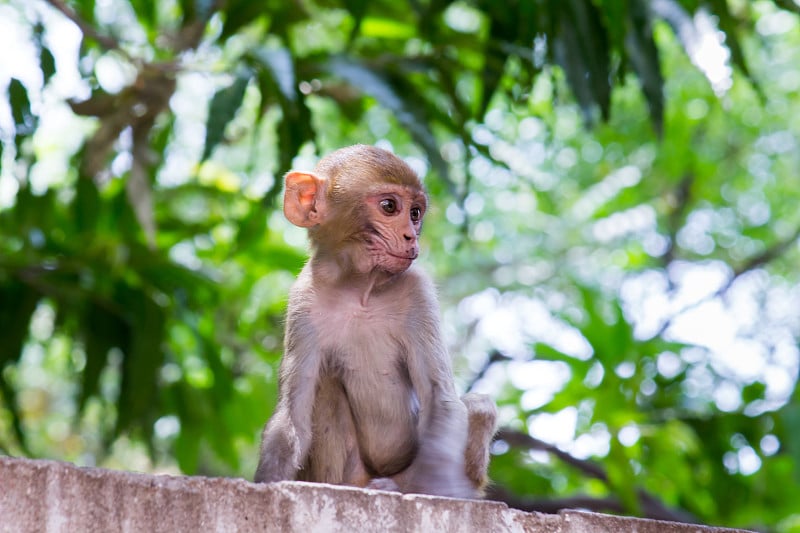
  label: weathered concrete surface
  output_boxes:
[0,456,750,532]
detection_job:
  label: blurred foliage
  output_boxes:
[1,0,799,530]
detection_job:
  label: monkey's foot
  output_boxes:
[366,477,401,492]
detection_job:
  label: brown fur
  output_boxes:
[255,145,497,498]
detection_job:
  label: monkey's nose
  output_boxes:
[403,233,413,241]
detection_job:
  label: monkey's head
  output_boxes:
[283,145,427,276]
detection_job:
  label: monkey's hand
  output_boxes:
[254,410,305,483]
[366,477,402,492]
[462,393,497,491]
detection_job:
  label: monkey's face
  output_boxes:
[360,185,426,275]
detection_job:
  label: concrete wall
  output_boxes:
[0,456,750,532]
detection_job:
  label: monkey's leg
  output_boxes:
[255,409,300,483]
[384,394,496,497]
[461,393,497,492]
[300,377,371,486]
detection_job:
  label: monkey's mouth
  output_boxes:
[378,251,418,274]
[387,252,418,261]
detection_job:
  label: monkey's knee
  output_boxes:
[462,393,497,431]
[254,420,300,483]
[461,393,497,492]
[366,477,402,492]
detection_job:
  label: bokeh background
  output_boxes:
[1,1,799,530]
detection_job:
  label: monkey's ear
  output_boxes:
[284,171,328,227]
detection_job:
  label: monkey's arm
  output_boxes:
[400,274,475,498]
[255,306,322,483]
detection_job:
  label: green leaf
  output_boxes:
[322,56,454,194]
[219,0,285,42]
[130,0,157,29]
[344,0,369,43]
[33,25,56,87]
[9,79,35,138]
[79,303,131,412]
[0,282,40,369]
[179,0,217,25]
[179,0,196,23]
[413,0,452,36]
[534,342,590,366]
[584,289,633,365]
[772,0,800,15]
[74,0,97,27]
[707,0,760,95]
[74,176,100,234]
[115,288,165,439]
[258,242,307,271]
[741,381,766,405]
[607,441,640,515]
[625,0,665,134]
[174,419,202,473]
[478,1,540,117]
[253,47,297,104]
[201,72,251,162]
[359,17,415,39]
[553,0,612,124]
[595,0,627,52]
[250,47,314,189]
[0,282,39,453]
[480,28,510,119]
[39,46,57,87]
[776,384,800,484]
[0,376,28,453]
[235,205,269,250]
[133,251,215,300]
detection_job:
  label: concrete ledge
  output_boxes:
[0,456,749,532]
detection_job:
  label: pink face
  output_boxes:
[362,185,427,275]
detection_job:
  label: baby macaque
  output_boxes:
[255,145,496,498]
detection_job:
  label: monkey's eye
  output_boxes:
[410,206,422,222]
[380,198,397,215]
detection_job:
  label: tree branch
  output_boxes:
[654,222,800,338]
[486,485,625,515]
[494,428,698,524]
[43,0,126,54]
[731,224,800,278]
[487,485,697,523]
[661,172,695,270]
[464,350,511,393]
[496,428,608,480]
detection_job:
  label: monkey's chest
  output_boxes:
[311,300,419,452]
[312,300,407,365]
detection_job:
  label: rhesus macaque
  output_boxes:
[254,145,496,498]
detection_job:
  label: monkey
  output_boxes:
[254,145,497,499]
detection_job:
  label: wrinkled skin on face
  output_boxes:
[284,145,429,280]
[359,185,426,275]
